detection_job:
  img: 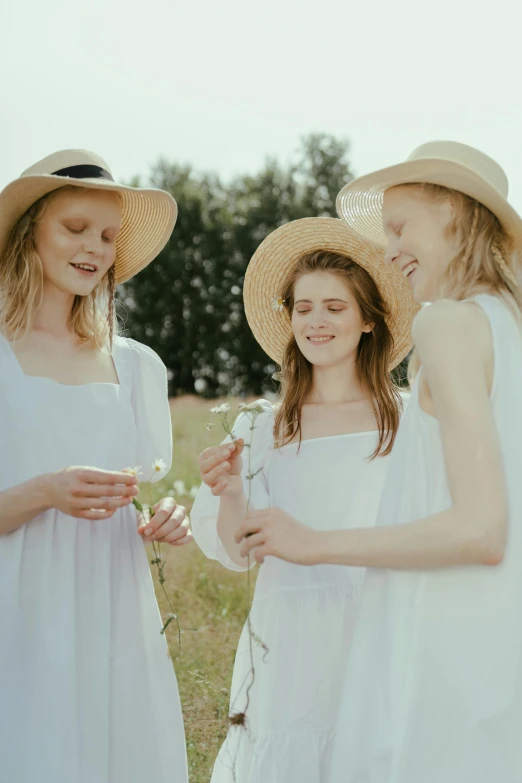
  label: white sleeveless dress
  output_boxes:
[191,400,392,783]
[330,294,522,783]
[0,335,188,783]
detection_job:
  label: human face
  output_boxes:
[382,185,460,303]
[34,188,122,298]
[291,270,373,368]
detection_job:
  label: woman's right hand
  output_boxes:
[44,467,139,519]
[198,439,245,497]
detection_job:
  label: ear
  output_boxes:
[362,321,375,334]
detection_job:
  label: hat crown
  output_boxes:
[21,149,113,178]
[407,141,509,198]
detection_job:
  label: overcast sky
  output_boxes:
[2,0,521,211]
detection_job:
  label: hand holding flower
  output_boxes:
[235,507,320,565]
[138,497,192,546]
[198,438,246,497]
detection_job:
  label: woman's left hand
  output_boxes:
[138,497,193,546]
[235,508,319,565]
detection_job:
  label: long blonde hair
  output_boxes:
[274,250,403,459]
[0,186,117,347]
[403,183,522,381]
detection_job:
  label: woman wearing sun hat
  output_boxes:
[0,150,190,783]
[237,141,522,782]
[191,216,417,783]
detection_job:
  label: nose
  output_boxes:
[83,230,104,257]
[309,310,328,328]
[384,235,402,266]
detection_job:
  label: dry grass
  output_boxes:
[146,396,257,783]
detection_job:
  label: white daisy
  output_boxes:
[271,296,285,312]
[152,458,167,473]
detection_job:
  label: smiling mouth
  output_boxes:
[402,261,417,279]
[71,263,97,273]
[307,336,334,344]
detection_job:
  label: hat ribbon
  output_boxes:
[51,164,114,182]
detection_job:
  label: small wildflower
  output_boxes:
[190,486,199,499]
[271,296,285,312]
[205,422,215,431]
[124,465,142,477]
[210,403,232,415]
[173,479,187,496]
[239,401,266,414]
[152,458,167,473]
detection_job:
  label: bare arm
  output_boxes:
[238,301,508,569]
[0,468,139,535]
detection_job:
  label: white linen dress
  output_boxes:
[0,334,188,783]
[329,294,522,783]
[191,399,392,783]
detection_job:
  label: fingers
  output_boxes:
[75,483,139,499]
[235,517,263,543]
[160,519,191,544]
[239,531,265,558]
[171,530,193,546]
[199,445,234,477]
[75,508,118,520]
[76,496,134,511]
[140,507,186,541]
[210,479,228,496]
[204,460,232,487]
[79,468,139,486]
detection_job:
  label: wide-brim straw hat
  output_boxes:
[0,149,177,284]
[336,140,522,249]
[243,217,418,370]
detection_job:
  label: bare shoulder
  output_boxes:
[412,300,492,359]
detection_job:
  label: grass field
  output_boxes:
[146,396,257,783]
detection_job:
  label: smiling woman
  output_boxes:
[191,217,417,783]
[0,150,190,783]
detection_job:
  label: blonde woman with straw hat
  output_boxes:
[190,217,417,783]
[237,141,522,782]
[0,150,190,783]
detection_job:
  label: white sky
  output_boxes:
[2,0,522,210]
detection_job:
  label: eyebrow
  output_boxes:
[295,298,348,304]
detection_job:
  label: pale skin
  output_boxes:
[1,188,191,546]
[235,187,508,569]
[198,270,377,568]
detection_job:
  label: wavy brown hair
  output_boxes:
[0,186,118,347]
[273,250,403,458]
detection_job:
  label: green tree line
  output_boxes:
[119,134,406,397]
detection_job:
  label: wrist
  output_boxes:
[309,530,339,566]
[30,473,54,514]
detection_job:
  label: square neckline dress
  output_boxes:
[191,400,393,783]
[0,334,188,783]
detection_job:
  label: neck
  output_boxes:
[32,282,76,340]
[307,357,366,405]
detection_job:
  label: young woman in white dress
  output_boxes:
[0,150,191,783]
[237,141,522,783]
[191,217,417,783]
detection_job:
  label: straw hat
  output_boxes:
[336,140,522,249]
[0,149,177,284]
[243,217,418,370]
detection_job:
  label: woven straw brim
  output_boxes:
[0,175,177,284]
[243,217,418,370]
[336,159,522,249]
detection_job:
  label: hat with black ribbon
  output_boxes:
[0,149,177,283]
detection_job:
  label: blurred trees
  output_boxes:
[119,134,363,397]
